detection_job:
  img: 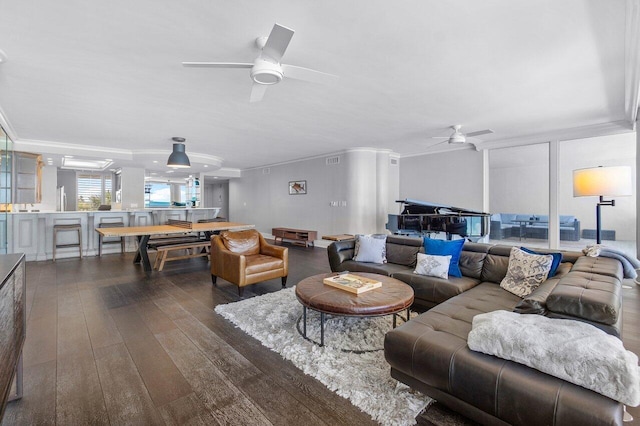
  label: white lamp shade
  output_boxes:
[573,166,632,197]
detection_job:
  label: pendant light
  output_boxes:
[167,137,191,168]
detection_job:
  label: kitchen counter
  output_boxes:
[5,207,222,260]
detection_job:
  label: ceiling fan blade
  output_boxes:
[281,64,338,84]
[430,136,449,139]
[427,140,449,148]
[250,83,268,102]
[262,24,294,62]
[182,62,253,68]
[466,129,494,137]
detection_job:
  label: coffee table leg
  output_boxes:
[407,308,411,321]
[393,313,397,328]
[320,312,325,347]
[303,306,307,337]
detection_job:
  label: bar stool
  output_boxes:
[53,224,83,261]
[97,222,126,256]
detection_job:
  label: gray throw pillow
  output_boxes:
[353,234,387,264]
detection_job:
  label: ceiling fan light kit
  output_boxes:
[167,137,191,168]
[182,23,337,102]
[429,125,494,148]
[251,59,283,85]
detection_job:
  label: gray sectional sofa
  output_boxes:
[489,213,581,241]
[327,235,626,425]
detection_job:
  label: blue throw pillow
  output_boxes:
[520,247,562,278]
[423,238,465,277]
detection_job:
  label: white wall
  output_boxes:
[399,149,485,211]
[203,181,228,219]
[229,149,398,238]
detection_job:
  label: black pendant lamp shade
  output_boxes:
[167,137,191,168]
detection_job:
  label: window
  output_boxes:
[489,143,549,248]
[144,181,187,207]
[77,173,112,211]
[145,182,171,207]
[559,133,636,254]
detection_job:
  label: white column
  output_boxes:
[375,151,390,233]
[120,167,145,209]
[344,149,378,234]
[548,141,560,249]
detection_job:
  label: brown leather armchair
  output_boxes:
[211,229,288,296]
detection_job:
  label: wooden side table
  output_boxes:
[322,234,354,241]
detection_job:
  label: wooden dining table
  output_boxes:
[95,221,255,273]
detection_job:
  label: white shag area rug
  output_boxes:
[215,287,432,426]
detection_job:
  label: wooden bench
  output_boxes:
[153,241,211,271]
[146,236,204,250]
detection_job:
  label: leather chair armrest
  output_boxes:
[258,233,288,274]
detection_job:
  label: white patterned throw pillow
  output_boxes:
[500,247,553,298]
[414,253,451,279]
[353,234,387,264]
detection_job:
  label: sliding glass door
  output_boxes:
[488,143,550,248]
[558,133,636,255]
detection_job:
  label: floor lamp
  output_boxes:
[573,166,632,244]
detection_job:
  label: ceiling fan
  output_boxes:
[429,125,494,149]
[182,23,337,102]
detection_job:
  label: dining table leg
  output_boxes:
[134,235,152,273]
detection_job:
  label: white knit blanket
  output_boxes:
[468,310,640,407]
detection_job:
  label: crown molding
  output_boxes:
[473,120,633,151]
[242,147,398,172]
[14,138,133,159]
[12,139,225,168]
[400,143,474,159]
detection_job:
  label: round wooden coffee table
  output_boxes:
[295,272,414,347]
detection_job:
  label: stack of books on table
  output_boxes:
[323,273,382,294]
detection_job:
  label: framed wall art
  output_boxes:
[289,180,307,195]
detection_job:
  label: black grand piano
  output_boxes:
[386,199,491,241]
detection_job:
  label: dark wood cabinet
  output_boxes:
[272,228,317,247]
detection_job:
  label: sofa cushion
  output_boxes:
[547,271,622,325]
[386,241,422,267]
[338,259,410,276]
[353,234,387,263]
[481,245,513,283]
[459,251,487,280]
[245,254,285,275]
[515,214,533,223]
[391,271,480,306]
[424,238,465,277]
[414,253,451,279]
[500,247,553,298]
[572,255,624,281]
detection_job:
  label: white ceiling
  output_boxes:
[0,0,636,177]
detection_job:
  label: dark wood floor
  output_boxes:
[2,244,639,425]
